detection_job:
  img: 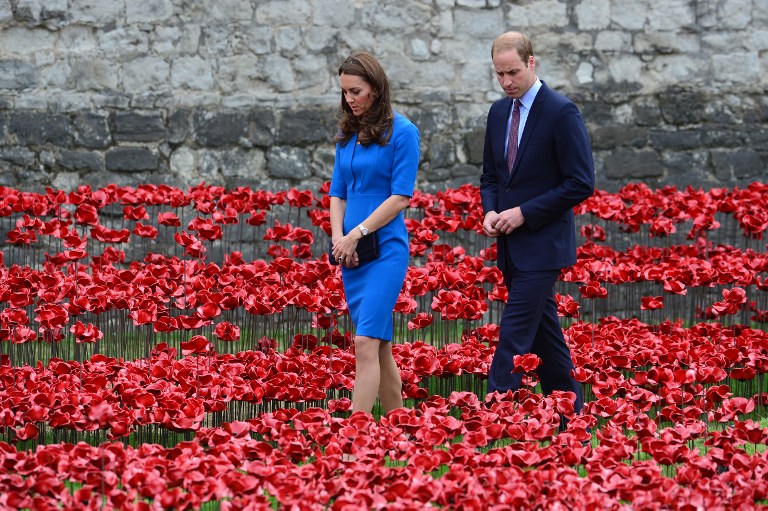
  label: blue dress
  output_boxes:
[329,113,420,342]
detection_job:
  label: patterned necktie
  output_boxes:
[507,99,521,174]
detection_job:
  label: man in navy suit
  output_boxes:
[480,31,594,418]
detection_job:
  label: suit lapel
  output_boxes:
[496,97,513,177]
[506,84,549,182]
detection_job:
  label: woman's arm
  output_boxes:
[329,196,347,242]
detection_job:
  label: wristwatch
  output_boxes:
[358,224,370,237]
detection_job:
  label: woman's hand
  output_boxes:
[331,236,360,267]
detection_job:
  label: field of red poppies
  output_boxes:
[0,181,767,510]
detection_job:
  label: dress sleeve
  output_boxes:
[328,143,347,200]
[390,119,420,197]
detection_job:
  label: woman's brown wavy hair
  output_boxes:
[336,52,394,147]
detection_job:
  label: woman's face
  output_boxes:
[340,72,375,117]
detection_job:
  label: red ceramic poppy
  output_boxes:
[181,335,211,357]
[578,280,608,299]
[214,322,240,341]
[555,293,581,317]
[640,296,664,310]
[158,211,182,227]
[69,321,103,344]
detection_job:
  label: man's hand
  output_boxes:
[488,207,525,235]
[483,211,501,237]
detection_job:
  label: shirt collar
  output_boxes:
[518,78,542,110]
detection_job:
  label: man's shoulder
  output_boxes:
[536,82,576,108]
[488,96,512,118]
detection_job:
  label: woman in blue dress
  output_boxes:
[329,52,420,418]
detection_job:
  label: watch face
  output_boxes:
[360,225,369,236]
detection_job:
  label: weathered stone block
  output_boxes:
[649,130,703,151]
[51,172,82,192]
[463,129,484,166]
[221,148,265,178]
[312,0,354,28]
[70,58,119,91]
[170,147,196,180]
[704,99,742,124]
[634,98,663,126]
[171,56,215,90]
[702,127,750,147]
[712,149,763,179]
[575,0,611,30]
[123,56,171,93]
[74,113,111,148]
[312,145,335,181]
[113,112,166,142]
[429,137,457,168]
[506,1,566,29]
[256,0,310,25]
[610,0,647,30]
[604,148,663,178]
[89,170,159,189]
[196,150,223,184]
[403,108,448,136]
[649,0,695,31]
[0,27,55,54]
[210,0,254,21]
[591,125,648,150]
[258,54,295,92]
[168,110,189,144]
[0,1,12,22]
[105,147,159,172]
[423,164,479,193]
[748,127,768,149]
[663,150,714,187]
[579,99,616,126]
[741,98,766,124]
[10,112,72,146]
[0,147,36,166]
[277,109,333,145]
[69,0,124,25]
[595,31,632,52]
[267,146,312,179]
[294,54,331,89]
[193,111,249,147]
[0,60,36,90]
[59,149,104,171]
[247,109,276,147]
[659,89,706,125]
[0,112,6,144]
[361,1,432,31]
[126,0,173,23]
[0,169,15,186]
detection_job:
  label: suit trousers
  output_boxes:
[487,256,584,415]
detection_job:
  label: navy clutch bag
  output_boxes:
[329,232,380,266]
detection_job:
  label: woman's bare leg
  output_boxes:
[351,335,381,414]
[378,341,403,413]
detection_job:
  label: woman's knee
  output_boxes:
[354,335,380,361]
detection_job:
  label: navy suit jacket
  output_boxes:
[480,82,595,273]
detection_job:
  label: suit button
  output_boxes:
[505,187,510,192]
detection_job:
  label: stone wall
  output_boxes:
[0,0,766,193]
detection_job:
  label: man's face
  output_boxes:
[492,49,536,99]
